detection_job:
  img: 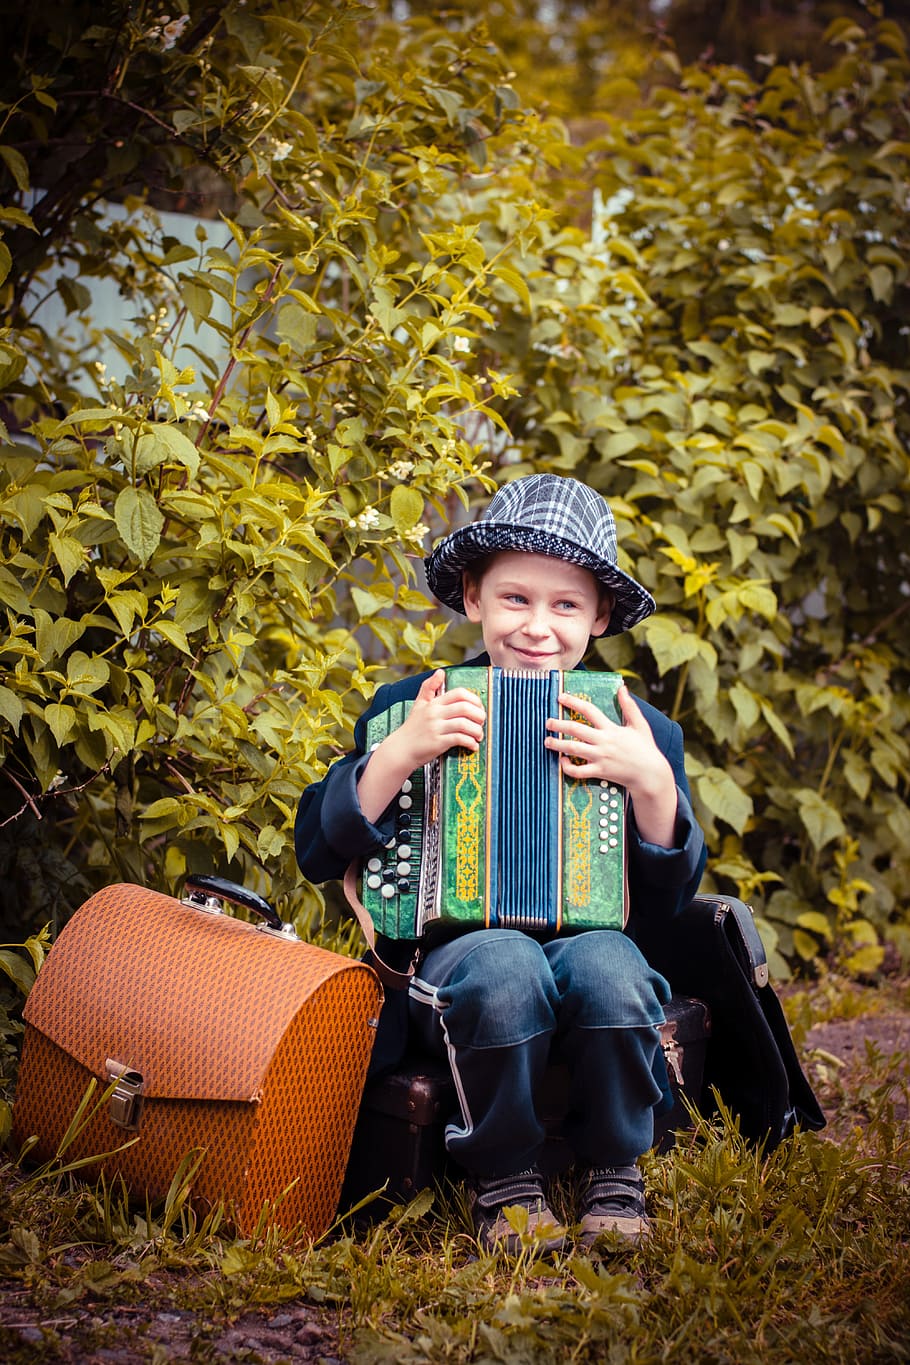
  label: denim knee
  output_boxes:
[544,931,670,1029]
[413,929,559,1049]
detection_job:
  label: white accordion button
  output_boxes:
[398,794,413,810]
[367,857,383,872]
[397,861,411,876]
[367,874,382,889]
[401,779,413,793]
[397,843,411,859]
[381,883,396,899]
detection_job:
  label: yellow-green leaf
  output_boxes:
[695,767,753,834]
[155,620,192,655]
[796,910,833,942]
[0,144,30,191]
[44,702,77,746]
[135,423,200,478]
[390,484,423,531]
[795,789,846,851]
[759,700,795,757]
[0,685,24,733]
[115,487,164,565]
[49,533,87,586]
[0,948,34,994]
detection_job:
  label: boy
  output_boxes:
[295,474,706,1253]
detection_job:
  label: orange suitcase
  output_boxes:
[11,877,382,1238]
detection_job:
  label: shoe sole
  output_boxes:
[578,1214,649,1250]
[477,1213,568,1256]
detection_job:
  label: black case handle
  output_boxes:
[183,874,283,932]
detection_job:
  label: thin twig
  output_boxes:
[3,771,42,820]
[0,762,114,828]
[47,763,112,799]
[164,760,197,795]
[194,261,285,452]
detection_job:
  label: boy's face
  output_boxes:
[462,550,612,672]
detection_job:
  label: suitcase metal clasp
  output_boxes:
[660,1023,685,1087]
[105,1059,145,1131]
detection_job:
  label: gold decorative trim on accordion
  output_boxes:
[361,667,627,938]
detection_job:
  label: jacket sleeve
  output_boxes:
[626,700,707,922]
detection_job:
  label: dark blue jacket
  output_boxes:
[295,653,707,1072]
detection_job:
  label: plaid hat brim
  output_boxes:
[424,522,656,637]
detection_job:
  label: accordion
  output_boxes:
[359,666,627,940]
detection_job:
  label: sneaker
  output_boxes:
[577,1164,649,1249]
[468,1167,567,1255]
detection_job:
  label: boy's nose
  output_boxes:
[522,607,551,638]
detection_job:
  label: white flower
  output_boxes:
[271,141,293,162]
[388,460,414,480]
[409,522,430,542]
[453,336,471,353]
[160,15,190,49]
[356,508,381,531]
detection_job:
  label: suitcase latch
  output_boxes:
[105,1059,145,1131]
[660,1022,685,1087]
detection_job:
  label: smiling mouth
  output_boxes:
[512,647,555,663]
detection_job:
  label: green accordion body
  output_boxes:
[361,667,627,939]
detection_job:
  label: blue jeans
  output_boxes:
[408,929,671,1178]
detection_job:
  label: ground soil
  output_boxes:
[0,1291,343,1363]
[1,995,908,1363]
[800,1004,910,1145]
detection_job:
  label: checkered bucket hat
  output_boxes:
[424,474,656,637]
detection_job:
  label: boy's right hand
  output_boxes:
[357,669,486,824]
[395,669,486,768]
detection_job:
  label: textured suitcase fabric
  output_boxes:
[12,884,383,1237]
[340,994,710,1212]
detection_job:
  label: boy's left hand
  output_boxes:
[545,685,678,846]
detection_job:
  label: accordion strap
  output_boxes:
[343,861,418,992]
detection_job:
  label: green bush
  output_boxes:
[468,15,910,976]
[0,3,907,973]
[0,0,529,930]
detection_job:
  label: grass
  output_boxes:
[1,977,909,1363]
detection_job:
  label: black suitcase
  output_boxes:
[340,994,710,1213]
[635,895,825,1146]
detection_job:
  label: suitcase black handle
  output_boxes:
[183,874,283,932]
